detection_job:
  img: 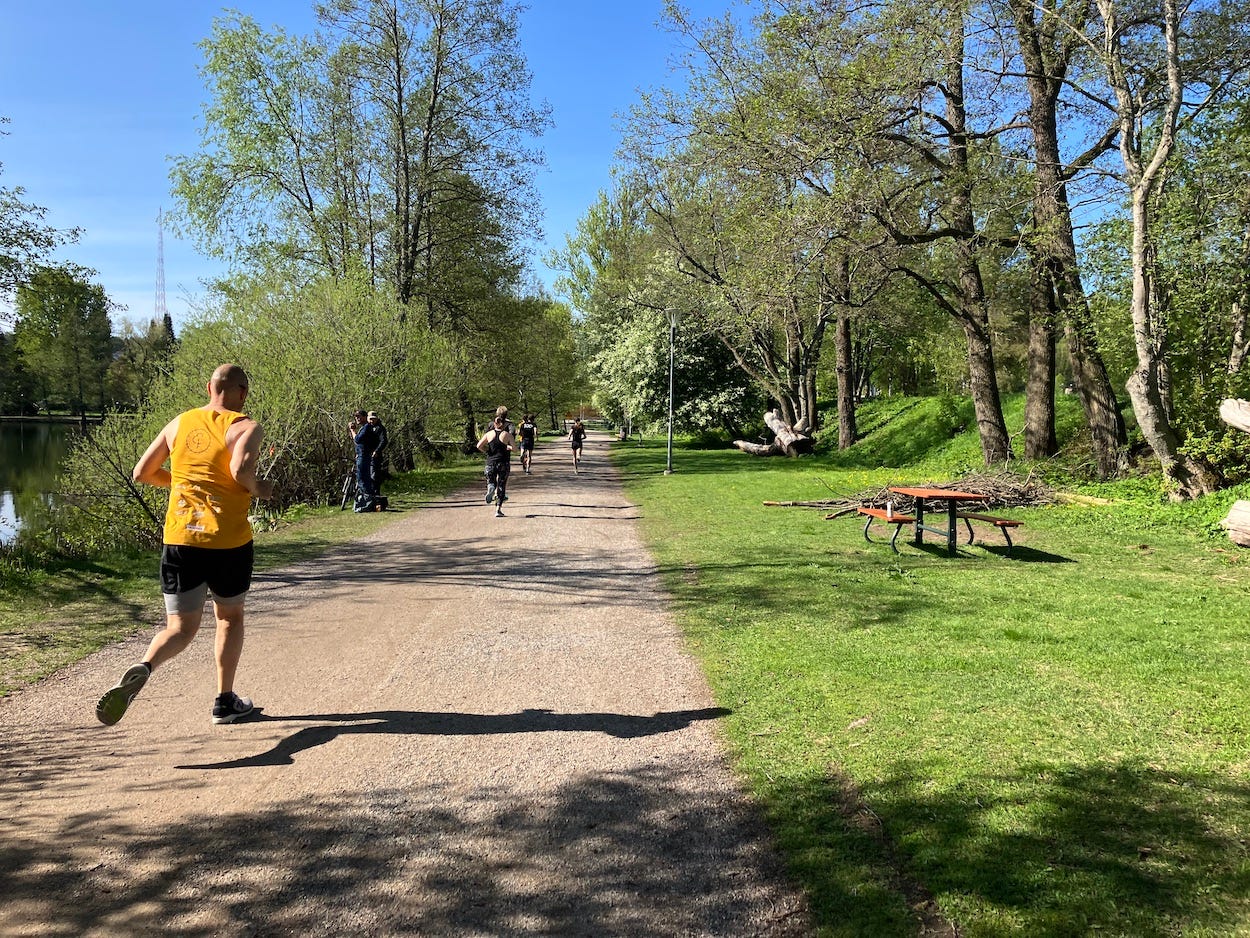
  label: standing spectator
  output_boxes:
[367,411,389,491]
[351,409,382,510]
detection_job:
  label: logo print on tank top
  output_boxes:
[186,428,212,454]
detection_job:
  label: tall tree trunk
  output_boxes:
[1023,251,1059,458]
[1101,0,1215,497]
[1011,0,1126,476]
[963,313,1012,464]
[1124,193,1218,496]
[835,310,857,449]
[946,33,1011,464]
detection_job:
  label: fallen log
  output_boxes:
[1220,398,1250,433]
[764,499,841,508]
[734,440,781,456]
[1221,500,1250,548]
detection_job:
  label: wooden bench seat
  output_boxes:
[953,511,1022,553]
[855,506,916,553]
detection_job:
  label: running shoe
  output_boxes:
[212,692,255,724]
[485,482,496,504]
[495,507,504,518]
[96,663,150,726]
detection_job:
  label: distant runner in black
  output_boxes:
[518,413,537,473]
[568,418,586,473]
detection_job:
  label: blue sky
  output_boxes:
[0,1,725,327]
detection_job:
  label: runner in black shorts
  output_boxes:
[95,363,274,728]
[160,543,254,614]
[518,413,537,473]
[569,417,586,473]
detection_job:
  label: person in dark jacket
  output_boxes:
[366,411,388,491]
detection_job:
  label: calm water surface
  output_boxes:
[0,423,74,544]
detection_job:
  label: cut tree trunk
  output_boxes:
[1219,398,1250,433]
[1220,500,1250,547]
[764,410,813,456]
[734,410,815,457]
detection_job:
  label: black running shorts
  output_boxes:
[161,542,254,607]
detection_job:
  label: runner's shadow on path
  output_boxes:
[177,707,731,770]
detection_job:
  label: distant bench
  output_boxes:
[954,511,1022,554]
[855,506,916,553]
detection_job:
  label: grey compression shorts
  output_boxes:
[160,542,254,614]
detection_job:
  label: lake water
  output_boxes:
[0,422,75,545]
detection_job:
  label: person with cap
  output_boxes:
[366,411,388,492]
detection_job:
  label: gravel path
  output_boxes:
[0,432,810,937]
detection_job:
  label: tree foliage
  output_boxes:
[13,265,113,414]
[0,119,81,312]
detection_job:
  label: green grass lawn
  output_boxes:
[612,429,1250,936]
[0,460,479,696]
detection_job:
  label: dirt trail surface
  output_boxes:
[1,432,810,937]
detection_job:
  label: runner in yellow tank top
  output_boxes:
[164,407,255,548]
[96,364,275,727]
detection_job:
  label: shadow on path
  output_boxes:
[178,707,731,770]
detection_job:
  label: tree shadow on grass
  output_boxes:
[766,759,1250,936]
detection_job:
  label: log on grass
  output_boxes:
[1221,399,1250,434]
[734,440,781,456]
[1220,499,1250,548]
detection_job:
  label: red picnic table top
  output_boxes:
[888,486,985,501]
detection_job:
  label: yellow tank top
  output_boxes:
[163,407,254,548]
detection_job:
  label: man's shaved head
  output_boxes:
[210,364,249,393]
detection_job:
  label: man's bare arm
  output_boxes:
[229,419,275,500]
[132,419,178,488]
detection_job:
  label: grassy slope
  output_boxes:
[615,396,1250,937]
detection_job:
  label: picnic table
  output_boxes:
[854,487,1025,556]
[888,486,986,555]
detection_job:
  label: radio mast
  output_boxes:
[155,209,168,326]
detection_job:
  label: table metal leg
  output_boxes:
[913,497,925,546]
[947,502,957,555]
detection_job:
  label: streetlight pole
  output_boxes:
[665,309,677,475]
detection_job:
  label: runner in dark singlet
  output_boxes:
[569,418,586,474]
[518,414,537,473]
[476,413,514,517]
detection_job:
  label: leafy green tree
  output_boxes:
[0,119,82,311]
[171,1,549,312]
[13,264,112,414]
[0,329,37,414]
[1090,0,1250,497]
[107,315,177,409]
[51,272,459,552]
